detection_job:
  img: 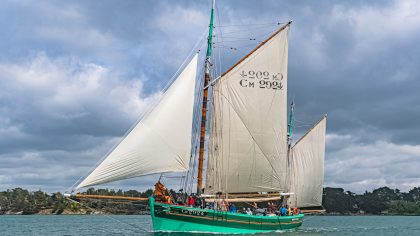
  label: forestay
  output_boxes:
[76,55,198,189]
[205,26,290,193]
[288,116,326,208]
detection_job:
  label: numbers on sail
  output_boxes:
[259,80,283,90]
[239,70,283,90]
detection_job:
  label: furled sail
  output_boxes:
[288,115,326,208]
[205,25,290,193]
[76,55,198,189]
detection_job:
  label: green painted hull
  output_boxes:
[149,197,303,234]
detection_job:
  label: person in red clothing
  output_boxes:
[188,195,195,207]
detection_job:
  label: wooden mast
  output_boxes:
[197,0,215,194]
[196,16,292,194]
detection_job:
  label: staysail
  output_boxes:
[205,24,290,194]
[76,55,198,189]
[288,115,326,207]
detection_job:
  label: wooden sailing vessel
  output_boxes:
[71,0,326,233]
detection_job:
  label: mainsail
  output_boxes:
[76,55,198,189]
[205,25,290,193]
[288,116,326,207]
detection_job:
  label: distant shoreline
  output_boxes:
[2,212,420,216]
[2,186,420,216]
[1,211,151,216]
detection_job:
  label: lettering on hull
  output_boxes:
[181,209,206,216]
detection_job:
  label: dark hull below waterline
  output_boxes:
[149,197,303,234]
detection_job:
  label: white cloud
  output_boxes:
[0,53,162,191]
[325,133,420,193]
[330,0,420,51]
[0,52,159,127]
[30,1,115,52]
[148,4,208,68]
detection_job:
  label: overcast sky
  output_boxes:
[1,0,419,193]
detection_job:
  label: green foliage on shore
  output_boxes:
[0,188,59,214]
[2,186,420,215]
[0,188,153,215]
[323,187,420,215]
[79,188,153,214]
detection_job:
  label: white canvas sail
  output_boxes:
[205,26,290,193]
[288,116,326,208]
[76,55,198,189]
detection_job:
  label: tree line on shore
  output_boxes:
[0,188,153,215]
[1,186,420,215]
[323,186,420,215]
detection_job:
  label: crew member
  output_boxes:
[188,195,195,207]
[280,206,287,216]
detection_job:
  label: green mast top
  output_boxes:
[206,0,215,66]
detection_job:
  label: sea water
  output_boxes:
[0,215,419,235]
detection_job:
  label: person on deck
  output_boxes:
[267,202,274,213]
[176,194,183,205]
[164,195,172,204]
[246,208,253,215]
[266,202,276,216]
[188,195,195,207]
[280,206,287,216]
[221,200,228,212]
[175,189,184,205]
[229,203,237,213]
[272,202,278,213]
[288,206,292,215]
[195,196,203,208]
[252,202,258,212]
[153,181,166,202]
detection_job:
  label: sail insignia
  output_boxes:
[206,25,290,194]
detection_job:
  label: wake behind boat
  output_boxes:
[69,0,326,233]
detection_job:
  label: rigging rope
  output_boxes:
[182,59,206,194]
[215,22,285,27]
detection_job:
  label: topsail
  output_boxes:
[76,55,198,189]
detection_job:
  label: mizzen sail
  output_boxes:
[76,55,198,189]
[206,25,290,193]
[288,115,326,207]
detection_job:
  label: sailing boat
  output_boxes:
[71,1,326,234]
